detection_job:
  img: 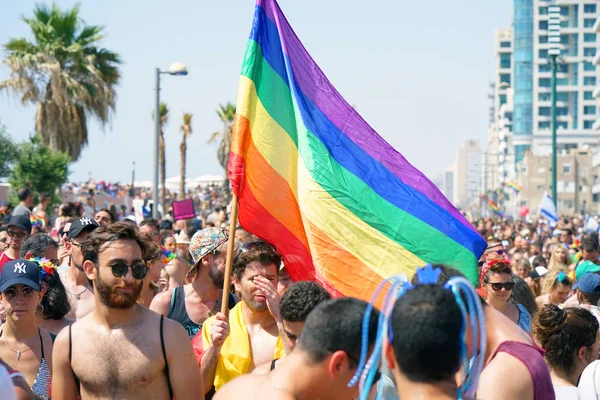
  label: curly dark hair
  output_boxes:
[143,243,163,263]
[280,281,331,322]
[233,242,282,281]
[82,222,148,265]
[533,304,598,375]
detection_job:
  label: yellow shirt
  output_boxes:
[202,302,286,391]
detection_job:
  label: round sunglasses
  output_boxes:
[485,281,515,292]
[105,262,149,280]
[3,286,36,302]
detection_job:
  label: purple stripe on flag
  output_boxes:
[258,0,476,233]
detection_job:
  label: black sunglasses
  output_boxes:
[7,230,27,239]
[485,281,515,291]
[106,262,149,280]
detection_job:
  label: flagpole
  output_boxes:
[221,194,239,315]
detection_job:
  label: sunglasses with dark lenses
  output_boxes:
[486,281,515,291]
[107,262,149,280]
[7,230,27,239]
[3,286,36,301]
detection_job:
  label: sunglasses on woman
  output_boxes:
[486,281,515,291]
[105,262,149,280]
[3,286,36,302]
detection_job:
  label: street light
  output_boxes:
[548,5,560,210]
[153,62,188,219]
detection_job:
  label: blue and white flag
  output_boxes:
[539,192,558,225]
[584,216,600,234]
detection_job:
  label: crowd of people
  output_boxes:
[0,186,600,399]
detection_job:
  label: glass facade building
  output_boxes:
[514,0,534,163]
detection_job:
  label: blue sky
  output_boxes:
[0,0,513,183]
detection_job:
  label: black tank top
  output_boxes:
[168,286,236,340]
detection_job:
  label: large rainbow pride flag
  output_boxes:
[228,0,487,299]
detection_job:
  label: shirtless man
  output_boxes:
[385,284,472,399]
[437,266,553,400]
[215,298,380,400]
[201,242,286,396]
[52,222,203,399]
[150,227,237,339]
[59,217,98,320]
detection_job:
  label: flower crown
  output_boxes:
[27,257,56,280]
[161,248,177,265]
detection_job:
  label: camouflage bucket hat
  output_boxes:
[188,227,229,271]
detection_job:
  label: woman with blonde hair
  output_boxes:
[537,269,573,308]
[548,244,570,272]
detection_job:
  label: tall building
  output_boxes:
[512,0,600,163]
[486,29,516,194]
[513,0,535,163]
[455,140,482,208]
[442,164,456,205]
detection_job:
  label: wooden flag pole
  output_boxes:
[220,194,239,315]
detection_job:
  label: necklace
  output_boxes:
[3,336,32,361]
[66,285,88,300]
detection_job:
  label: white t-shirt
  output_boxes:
[554,385,578,399]
[0,364,17,400]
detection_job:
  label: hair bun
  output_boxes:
[535,304,567,336]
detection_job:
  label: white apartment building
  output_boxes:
[517,0,600,157]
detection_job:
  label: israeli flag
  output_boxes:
[539,192,558,225]
[584,216,600,234]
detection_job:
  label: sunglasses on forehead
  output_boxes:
[234,240,279,263]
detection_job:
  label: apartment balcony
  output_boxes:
[593,85,600,99]
[594,52,600,66]
[595,16,600,33]
[593,119,600,131]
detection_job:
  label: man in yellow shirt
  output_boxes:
[201,242,286,397]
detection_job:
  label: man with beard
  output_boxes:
[51,222,203,399]
[59,216,99,320]
[150,227,238,339]
[200,242,286,397]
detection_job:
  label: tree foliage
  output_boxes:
[9,135,70,204]
[0,123,18,178]
[0,3,121,160]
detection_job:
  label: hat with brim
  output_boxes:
[187,228,228,276]
[0,260,41,292]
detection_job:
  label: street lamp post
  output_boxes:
[548,5,560,209]
[152,62,188,219]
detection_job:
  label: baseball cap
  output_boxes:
[188,227,228,268]
[574,273,600,295]
[576,260,600,280]
[0,259,41,292]
[68,216,99,239]
[176,231,191,245]
[7,214,32,235]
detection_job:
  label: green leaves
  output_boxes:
[1,2,121,161]
[0,123,18,178]
[9,135,70,205]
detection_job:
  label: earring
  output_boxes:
[36,304,45,315]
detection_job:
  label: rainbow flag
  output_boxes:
[228,0,486,299]
[29,214,45,229]
[505,180,522,194]
[483,196,504,217]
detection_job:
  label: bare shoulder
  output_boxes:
[252,361,272,376]
[149,289,174,313]
[215,374,292,400]
[479,353,533,400]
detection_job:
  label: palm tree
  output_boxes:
[179,113,193,200]
[208,103,236,200]
[159,103,169,213]
[0,3,121,161]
